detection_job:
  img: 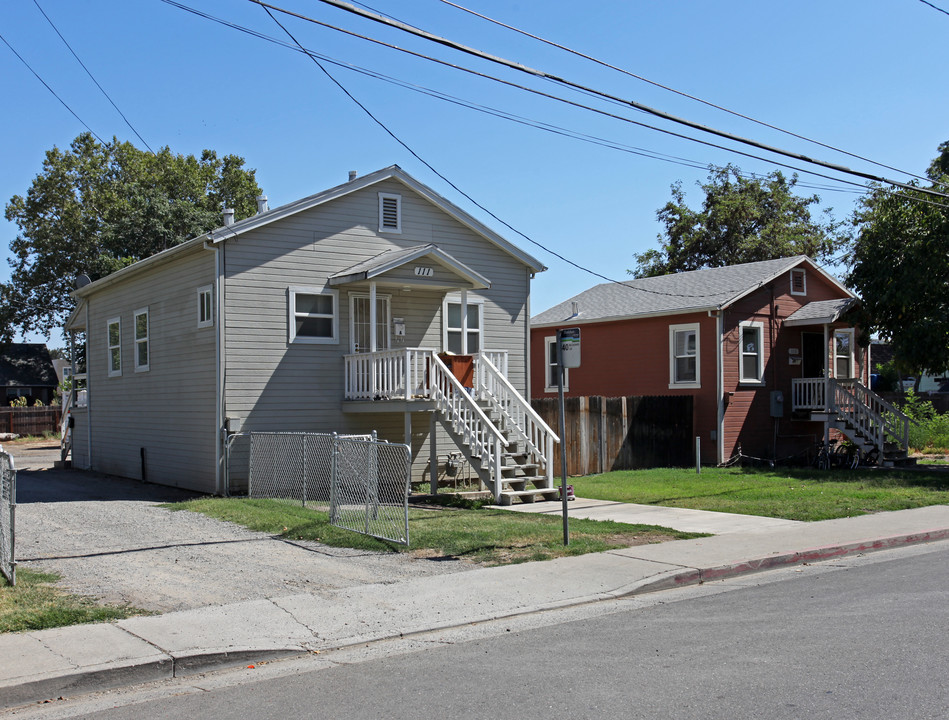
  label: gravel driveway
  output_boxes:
[9,442,475,613]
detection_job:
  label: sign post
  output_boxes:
[556,327,581,546]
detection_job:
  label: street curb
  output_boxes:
[622,528,949,596]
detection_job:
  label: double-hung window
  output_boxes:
[107,318,121,377]
[444,298,482,354]
[134,308,149,372]
[669,323,700,388]
[834,329,854,379]
[739,322,764,384]
[544,336,568,392]
[289,287,339,344]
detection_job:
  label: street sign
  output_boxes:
[558,327,581,368]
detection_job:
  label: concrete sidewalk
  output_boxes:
[3,504,949,709]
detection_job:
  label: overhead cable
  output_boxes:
[32,0,154,152]
[262,0,949,200]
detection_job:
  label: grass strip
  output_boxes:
[163,497,704,565]
[0,569,146,634]
[570,466,949,522]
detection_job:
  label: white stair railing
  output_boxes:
[831,379,910,453]
[429,354,507,500]
[475,354,559,488]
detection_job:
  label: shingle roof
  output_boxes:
[0,344,58,388]
[533,256,833,326]
[784,297,857,326]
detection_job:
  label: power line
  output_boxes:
[0,31,105,144]
[256,4,833,302]
[433,0,939,188]
[918,0,949,17]
[32,0,154,152]
[274,0,949,201]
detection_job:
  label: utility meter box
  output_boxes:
[770,390,784,418]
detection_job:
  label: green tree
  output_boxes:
[632,165,845,278]
[2,133,261,340]
[848,141,949,375]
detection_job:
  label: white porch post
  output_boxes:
[370,281,377,397]
[460,288,468,355]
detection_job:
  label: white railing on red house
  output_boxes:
[475,354,558,488]
[791,377,827,411]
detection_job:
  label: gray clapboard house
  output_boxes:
[63,166,558,503]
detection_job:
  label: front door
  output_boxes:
[801,332,825,378]
[350,294,390,354]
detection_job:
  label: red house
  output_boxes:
[530,256,910,466]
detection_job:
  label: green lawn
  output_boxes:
[163,497,704,565]
[0,569,146,634]
[570,466,949,522]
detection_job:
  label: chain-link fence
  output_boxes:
[0,449,15,586]
[232,432,410,546]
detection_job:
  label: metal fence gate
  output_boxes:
[237,432,411,546]
[0,449,15,586]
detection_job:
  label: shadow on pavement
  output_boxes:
[16,467,203,504]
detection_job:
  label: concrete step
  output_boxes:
[497,487,561,506]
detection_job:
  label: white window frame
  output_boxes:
[442,296,484,354]
[790,268,807,296]
[349,292,391,353]
[834,328,855,379]
[544,335,568,392]
[739,321,765,384]
[289,287,339,344]
[378,192,402,234]
[134,308,150,372]
[197,285,213,328]
[107,317,122,377]
[669,323,701,389]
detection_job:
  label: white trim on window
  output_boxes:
[739,321,765,384]
[349,292,391,353]
[134,308,149,372]
[834,328,855,379]
[442,295,483,354]
[669,323,700,389]
[289,287,339,344]
[107,317,121,377]
[197,285,213,328]
[544,335,568,392]
[378,192,402,233]
[790,268,807,296]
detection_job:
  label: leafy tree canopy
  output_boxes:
[631,165,846,278]
[848,141,949,375]
[2,133,261,340]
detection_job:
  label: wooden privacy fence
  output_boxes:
[531,395,694,477]
[0,407,60,436]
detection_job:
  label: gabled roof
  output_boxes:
[0,344,58,388]
[329,244,490,290]
[532,256,852,327]
[73,165,545,300]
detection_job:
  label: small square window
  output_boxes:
[197,285,213,328]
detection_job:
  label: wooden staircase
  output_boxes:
[828,379,913,467]
[429,353,560,504]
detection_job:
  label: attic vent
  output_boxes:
[379,192,402,234]
[790,268,807,296]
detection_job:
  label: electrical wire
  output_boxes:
[32,0,154,152]
[0,31,105,144]
[433,0,941,189]
[278,0,949,200]
[918,0,949,18]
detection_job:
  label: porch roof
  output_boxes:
[328,243,490,290]
[783,297,858,326]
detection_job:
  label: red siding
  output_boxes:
[531,264,867,466]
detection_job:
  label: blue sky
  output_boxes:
[3,0,947,347]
